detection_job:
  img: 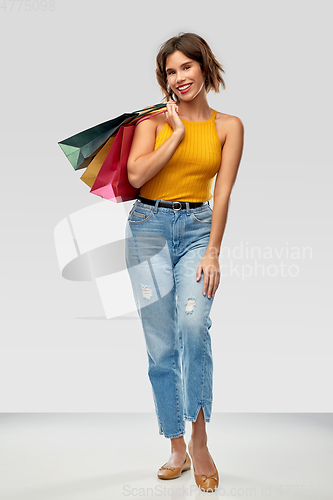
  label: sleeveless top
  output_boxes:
[139,109,221,202]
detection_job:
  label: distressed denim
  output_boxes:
[125,198,215,438]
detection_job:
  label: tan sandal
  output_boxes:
[188,439,219,492]
[157,452,191,479]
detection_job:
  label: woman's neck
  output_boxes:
[176,94,211,122]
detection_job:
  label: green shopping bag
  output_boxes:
[58,103,167,171]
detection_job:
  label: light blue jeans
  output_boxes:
[125,198,215,439]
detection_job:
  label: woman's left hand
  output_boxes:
[196,255,220,298]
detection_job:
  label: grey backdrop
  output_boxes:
[0,0,332,411]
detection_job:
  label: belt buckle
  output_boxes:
[172,201,182,211]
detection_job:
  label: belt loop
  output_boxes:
[186,202,190,215]
[154,199,159,213]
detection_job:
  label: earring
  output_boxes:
[167,84,177,102]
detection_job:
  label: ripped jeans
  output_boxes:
[125,198,215,439]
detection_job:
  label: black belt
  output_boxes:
[138,195,207,210]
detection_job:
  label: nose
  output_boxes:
[176,72,185,83]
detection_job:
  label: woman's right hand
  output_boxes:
[165,100,185,139]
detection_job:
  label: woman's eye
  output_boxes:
[167,67,190,75]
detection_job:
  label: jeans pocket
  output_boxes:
[190,206,212,224]
[128,208,154,224]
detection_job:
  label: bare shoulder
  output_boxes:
[215,111,244,130]
[136,106,167,139]
[215,111,244,147]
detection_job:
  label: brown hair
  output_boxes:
[156,32,226,103]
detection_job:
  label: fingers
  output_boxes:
[210,272,220,298]
[166,100,178,113]
[202,269,220,298]
[197,261,220,298]
[203,275,215,298]
[203,275,216,299]
[165,101,183,134]
[211,274,220,297]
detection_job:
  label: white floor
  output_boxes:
[0,413,332,500]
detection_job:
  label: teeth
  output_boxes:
[178,84,191,90]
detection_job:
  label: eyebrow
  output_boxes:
[166,61,193,72]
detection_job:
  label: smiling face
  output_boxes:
[165,50,206,102]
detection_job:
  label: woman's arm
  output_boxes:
[206,115,244,257]
[197,115,244,299]
[127,101,185,189]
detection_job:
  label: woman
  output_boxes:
[125,32,244,492]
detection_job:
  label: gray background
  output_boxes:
[0,0,332,411]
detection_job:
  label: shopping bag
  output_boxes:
[79,106,166,188]
[79,135,116,188]
[58,103,167,171]
[58,113,134,171]
[90,108,166,203]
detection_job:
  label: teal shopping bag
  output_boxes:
[58,103,167,171]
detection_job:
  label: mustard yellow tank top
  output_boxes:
[139,109,221,202]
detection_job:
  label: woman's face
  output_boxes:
[165,50,205,102]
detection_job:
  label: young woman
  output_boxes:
[125,32,244,492]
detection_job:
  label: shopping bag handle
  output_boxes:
[133,102,167,115]
[128,106,167,126]
[134,109,167,129]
